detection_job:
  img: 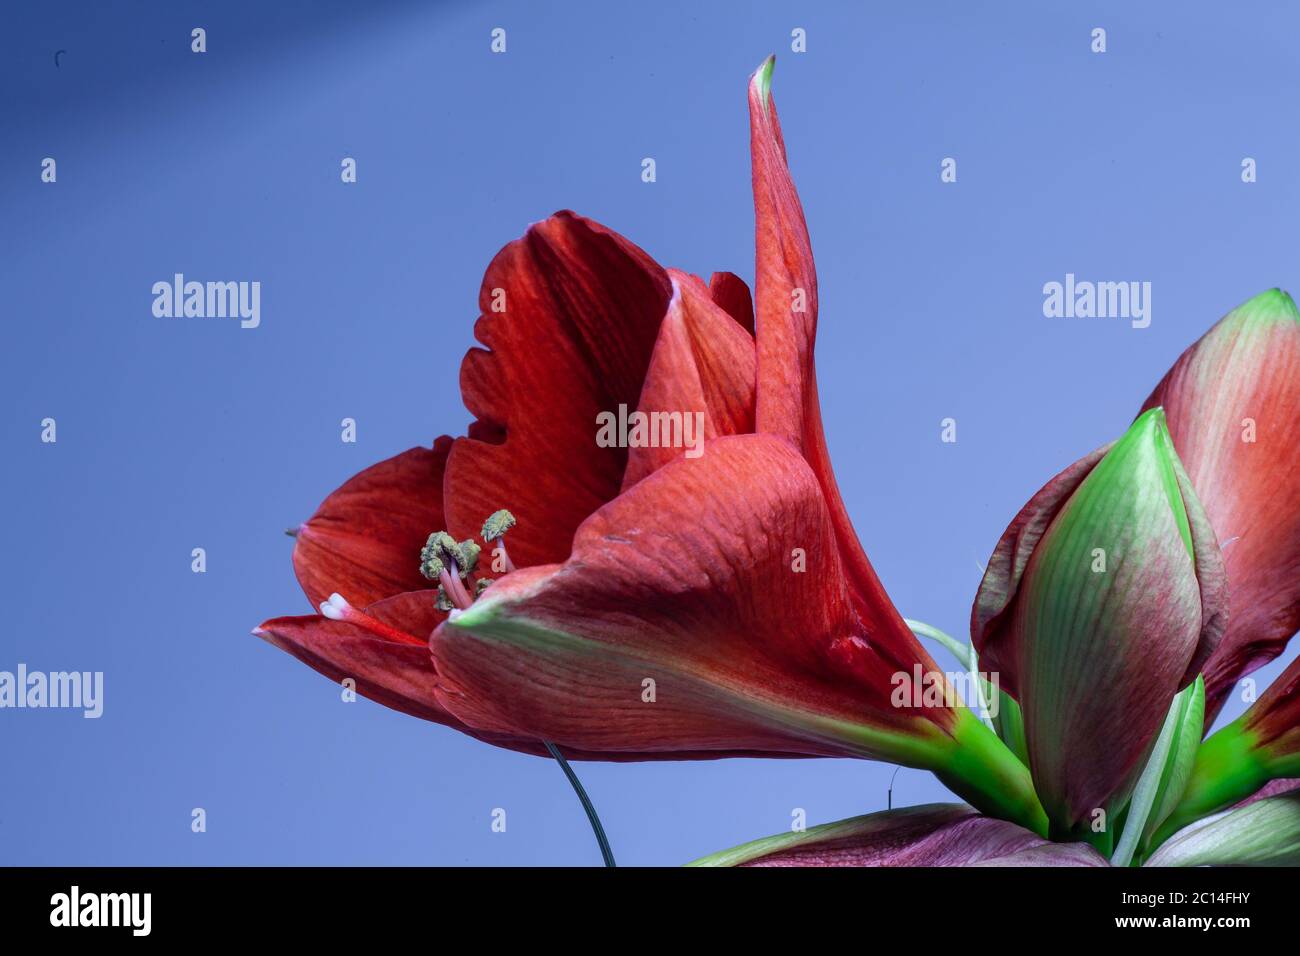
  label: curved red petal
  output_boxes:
[749,59,816,449]
[693,804,1086,867]
[442,211,672,568]
[621,270,756,488]
[431,434,957,761]
[747,59,929,667]
[1235,776,1300,808]
[707,270,755,335]
[256,592,456,728]
[291,439,451,610]
[1141,289,1300,721]
[1243,653,1300,756]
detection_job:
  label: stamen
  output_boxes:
[481,510,516,541]
[420,531,460,581]
[481,510,518,574]
[494,540,516,574]
[317,592,427,647]
[458,539,481,575]
[440,564,473,610]
[435,585,455,612]
[419,524,505,613]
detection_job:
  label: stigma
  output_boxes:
[317,592,426,647]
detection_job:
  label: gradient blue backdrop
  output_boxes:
[3,1,1297,865]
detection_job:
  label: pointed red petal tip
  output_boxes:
[254,591,448,725]
[743,45,921,666]
[750,55,776,113]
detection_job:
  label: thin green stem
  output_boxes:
[905,618,974,670]
[544,741,616,867]
[904,619,996,733]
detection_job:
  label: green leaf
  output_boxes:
[1111,678,1203,867]
[1145,791,1300,866]
[1141,675,1205,852]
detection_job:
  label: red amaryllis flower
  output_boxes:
[256,57,1043,831]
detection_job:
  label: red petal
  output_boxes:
[292,440,451,610]
[1243,653,1300,754]
[747,59,929,666]
[1141,289,1300,721]
[707,271,755,335]
[1235,776,1300,808]
[257,593,778,762]
[620,270,756,488]
[431,435,956,760]
[970,442,1111,696]
[443,211,672,567]
[749,59,816,449]
[694,804,1091,867]
[256,592,459,730]
[970,843,1109,867]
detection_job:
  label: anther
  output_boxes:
[481,509,518,574]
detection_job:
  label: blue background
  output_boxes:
[2,1,1297,865]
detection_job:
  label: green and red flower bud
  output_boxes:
[973,408,1227,838]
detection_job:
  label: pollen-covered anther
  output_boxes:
[419,530,475,610]
[481,509,518,573]
[420,531,460,580]
[457,539,481,576]
[481,510,516,542]
[435,586,455,612]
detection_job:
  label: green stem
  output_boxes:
[545,741,616,867]
[938,709,1050,837]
